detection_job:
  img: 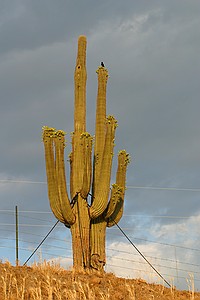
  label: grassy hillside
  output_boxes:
[0,261,199,300]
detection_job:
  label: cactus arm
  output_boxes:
[42,127,65,223]
[80,133,93,199]
[93,66,109,197]
[74,35,87,133]
[69,149,74,200]
[70,36,87,199]
[115,150,130,187]
[106,150,130,227]
[90,116,117,218]
[54,130,76,225]
[70,133,84,200]
[105,184,122,219]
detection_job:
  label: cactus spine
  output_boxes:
[42,36,130,271]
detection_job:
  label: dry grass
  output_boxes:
[0,261,199,300]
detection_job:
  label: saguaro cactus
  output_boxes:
[42,35,130,271]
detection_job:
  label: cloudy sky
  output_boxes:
[0,0,200,291]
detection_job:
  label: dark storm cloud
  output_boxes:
[0,0,150,55]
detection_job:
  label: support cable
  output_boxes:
[114,221,171,288]
[23,220,59,265]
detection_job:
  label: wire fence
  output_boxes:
[0,208,199,290]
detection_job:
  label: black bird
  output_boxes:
[101,62,105,67]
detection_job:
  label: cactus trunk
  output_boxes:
[90,217,106,270]
[42,35,130,271]
[70,194,90,269]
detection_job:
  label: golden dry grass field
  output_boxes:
[0,261,199,300]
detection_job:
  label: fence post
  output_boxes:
[15,206,19,266]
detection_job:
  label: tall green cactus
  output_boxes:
[42,35,130,271]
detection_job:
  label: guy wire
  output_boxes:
[23,220,59,265]
[114,221,171,288]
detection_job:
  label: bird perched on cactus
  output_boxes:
[42,35,130,271]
